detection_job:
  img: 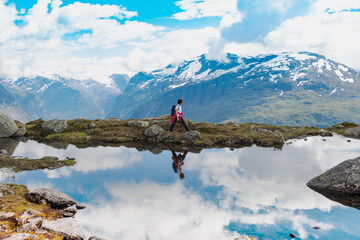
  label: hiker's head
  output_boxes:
[177,99,183,105]
[179,172,185,179]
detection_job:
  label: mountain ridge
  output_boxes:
[109,52,360,127]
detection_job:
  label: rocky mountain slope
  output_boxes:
[109,52,360,126]
[0,83,29,121]
[0,75,126,121]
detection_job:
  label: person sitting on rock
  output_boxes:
[171,149,188,179]
[170,99,190,132]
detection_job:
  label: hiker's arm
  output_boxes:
[175,108,179,120]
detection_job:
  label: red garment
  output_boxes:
[171,112,183,124]
[172,156,184,167]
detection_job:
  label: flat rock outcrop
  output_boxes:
[42,218,85,240]
[26,188,77,209]
[41,119,68,134]
[0,113,18,138]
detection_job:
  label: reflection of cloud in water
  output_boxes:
[76,181,332,240]
[77,181,237,240]
[13,141,143,177]
[186,136,360,211]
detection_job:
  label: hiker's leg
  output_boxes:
[170,118,177,132]
[181,118,190,132]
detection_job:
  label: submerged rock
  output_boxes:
[0,113,18,138]
[41,119,68,134]
[183,131,201,142]
[26,188,77,209]
[307,156,360,209]
[42,218,85,240]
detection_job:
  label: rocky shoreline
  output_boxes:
[0,183,103,240]
[22,115,359,150]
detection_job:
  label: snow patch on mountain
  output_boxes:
[179,60,202,79]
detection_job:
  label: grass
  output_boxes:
[0,155,75,172]
[24,115,359,150]
[0,184,64,239]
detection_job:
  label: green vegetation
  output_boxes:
[24,115,359,150]
[0,155,75,172]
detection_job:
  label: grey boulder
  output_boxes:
[345,127,360,139]
[183,131,201,142]
[307,156,360,209]
[26,188,77,209]
[41,119,68,134]
[12,126,26,137]
[0,113,18,138]
[144,125,164,137]
[42,218,84,240]
[135,121,149,128]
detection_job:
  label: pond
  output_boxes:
[1,135,360,240]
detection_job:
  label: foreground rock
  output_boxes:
[0,113,18,138]
[41,119,68,134]
[307,156,360,209]
[0,184,96,240]
[42,218,85,240]
[26,188,77,209]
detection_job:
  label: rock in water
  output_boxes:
[0,113,18,138]
[183,131,201,142]
[41,218,84,240]
[143,125,164,137]
[41,119,68,134]
[307,156,360,209]
[26,188,77,209]
[345,127,360,139]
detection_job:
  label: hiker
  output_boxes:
[170,99,190,132]
[171,149,188,179]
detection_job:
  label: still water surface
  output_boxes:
[2,135,360,240]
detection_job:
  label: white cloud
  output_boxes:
[224,0,360,70]
[0,0,163,82]
[173,0,240,20]
[125,27,221,73]
[77,181,238,240]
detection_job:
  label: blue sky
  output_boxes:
[0,0,359,83]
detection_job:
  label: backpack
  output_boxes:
[171,105,176,116]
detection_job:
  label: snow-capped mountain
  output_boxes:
[0,82,28,121]
[0,75,127,120]
[109,52,360,126]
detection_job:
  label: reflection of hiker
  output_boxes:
[171,149,188,179]
[170,99,190,132]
